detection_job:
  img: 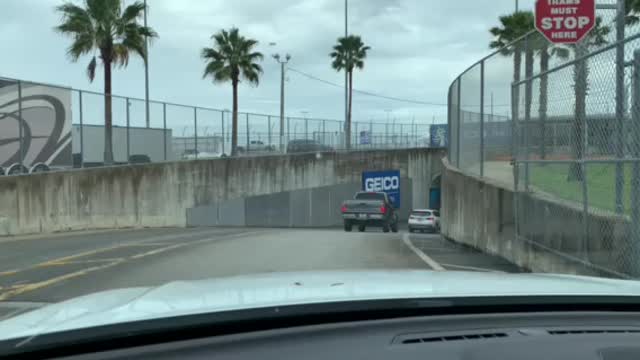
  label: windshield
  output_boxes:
[1,0,639,350]
[354,192,386,201]
[411,211,432,217]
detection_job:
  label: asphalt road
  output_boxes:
[0,227,520,319]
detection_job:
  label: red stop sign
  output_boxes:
[535,0,596,44]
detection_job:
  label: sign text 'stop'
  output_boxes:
[535,0,596,44]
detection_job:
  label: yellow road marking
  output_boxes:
[0,261,125,301]
[0,231,264,301]
[41,259,124,266]
[36,244,135,267]
[0,270,18,277]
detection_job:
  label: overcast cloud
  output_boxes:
[0,0,537,124]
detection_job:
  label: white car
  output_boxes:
[408,209,440,233]
[182,150,223,160]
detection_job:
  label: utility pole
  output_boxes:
[344,0,349,147]
[144,0,150,128]
[515,0,519,12]
[273,53,291,153]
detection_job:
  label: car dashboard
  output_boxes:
[43,311,640,360]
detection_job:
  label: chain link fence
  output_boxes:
[0,76,435,175]
[448,7,640,277]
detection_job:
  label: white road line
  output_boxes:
[440,263,505,273]
[402,233,445,271]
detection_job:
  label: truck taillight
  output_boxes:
[341,205,348,213]
[380,206,387,214]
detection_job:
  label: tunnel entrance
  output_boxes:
[429,174,442,210]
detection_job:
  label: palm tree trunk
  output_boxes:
[231,80,239,156]
[539,46,550,160]
[104,61,114,165]
[346,70,353,150]
[512,45,522,159]
[524,47,534,158]
[569,42,588,181]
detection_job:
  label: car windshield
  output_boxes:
[411,211,432,217]
[355,193,386,201]
[1,0,639,350]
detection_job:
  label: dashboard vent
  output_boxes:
[400,332,508,344]
[548,329,640,336]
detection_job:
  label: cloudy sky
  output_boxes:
[1,0,537,126]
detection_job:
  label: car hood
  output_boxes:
[1,270,640,341]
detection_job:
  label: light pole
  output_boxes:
[273,53,291,152]
[144,0,150,128]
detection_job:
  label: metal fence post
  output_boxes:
[630,49,640,276]
[126,97,131,164]
[79,90,84,168]
[305,117,309,141]
[355,122,359,150]
[287,117,291,144]
[615,0,626,215]
[163,102,167,161]
[385,123,389,148]
[268,115,272,148]
[246,113,250,150]
[524,35,532,192]
[18,81,24,173]
[581,160,590,261]
[456,77,462,167]
[480,60,485,177]
[221,111,225,155]
[323,120,327,146]
[194,107,198,159]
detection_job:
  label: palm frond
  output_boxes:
[56,0,157,78]
[112,44,131,67]
[121,1,145,23]
[488,11,534,55]
[329,35,370,73]
[202,28,264,86]
[86,56,97,82]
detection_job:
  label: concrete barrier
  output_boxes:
[186,179,414,228]
[0,148,444,236]
[441,158,630,278]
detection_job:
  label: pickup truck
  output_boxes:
[341,192,399,233]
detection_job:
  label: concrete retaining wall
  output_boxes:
[0,148,444,236]
[441,158,630,278]
[186,179,414,228]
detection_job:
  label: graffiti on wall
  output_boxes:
[0,81,72,169]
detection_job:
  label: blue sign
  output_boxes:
[430,124,448,148]
[362,170,401,208]
[360,131,371,145]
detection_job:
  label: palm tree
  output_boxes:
[55,0,157,165]
[626,0,640,23]
[202,28,263,156]
[330,35,371,149]
[489,11,535,133]
[568,17,610,181]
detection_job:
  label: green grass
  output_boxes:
[528,163,635,214]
